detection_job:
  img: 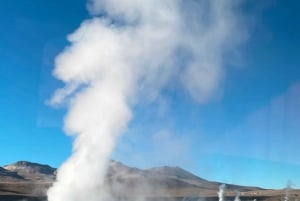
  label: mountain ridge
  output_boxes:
[0,160,262,191]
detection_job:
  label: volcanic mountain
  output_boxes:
[106,160,262,197]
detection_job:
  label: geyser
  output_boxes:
[47,0,248,201]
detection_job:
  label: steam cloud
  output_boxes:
[47,0,247,201]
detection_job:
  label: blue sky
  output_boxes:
[0,0,299,189]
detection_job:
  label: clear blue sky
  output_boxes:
[0,0,299,189]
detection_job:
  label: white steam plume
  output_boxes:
[47,1,247,201]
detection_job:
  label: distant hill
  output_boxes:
[3,161,56,182]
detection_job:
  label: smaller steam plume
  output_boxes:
[284,180,293,201]
[234,191,241,201]
[218,184,226,201]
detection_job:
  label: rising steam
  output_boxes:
[284,181,293,201]
[218,184,226,201]
[47,0,247,201]
[234,191,241,201]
